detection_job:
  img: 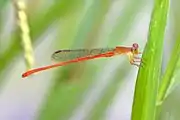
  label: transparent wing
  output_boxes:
[51,48,114,61]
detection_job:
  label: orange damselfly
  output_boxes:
[22,43,142,78]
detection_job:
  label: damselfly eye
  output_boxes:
[132,43,139,50]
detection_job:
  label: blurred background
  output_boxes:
[0,0,180,120]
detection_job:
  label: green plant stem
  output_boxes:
[131,0,169,120]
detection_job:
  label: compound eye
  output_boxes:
[132,43,139,49]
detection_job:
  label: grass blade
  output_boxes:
[157,0,180,105]
[131,0,169,119]
[157,37,180,105]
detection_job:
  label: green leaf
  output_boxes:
[131,0,169,119]
[157,37,180,105]
[157,0,180,105]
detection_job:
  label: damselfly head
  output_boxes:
[131,43,139,54]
